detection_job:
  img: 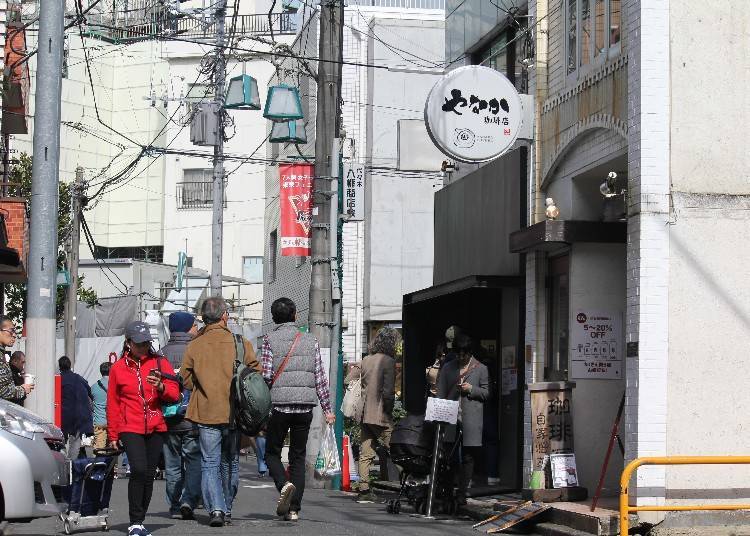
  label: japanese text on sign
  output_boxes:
[530,390,574,472]
[343,163,365,221]
[425,397,459,424]
[570,310,622,380]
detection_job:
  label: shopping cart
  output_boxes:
[60,448,120,534]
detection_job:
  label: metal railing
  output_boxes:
[176,181,226,210]
[620,456,750,536]
[347,0,445,9]
[86,12,297,43]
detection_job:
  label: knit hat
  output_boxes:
[169,312,195,334]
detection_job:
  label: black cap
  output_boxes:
[125,321,153,344]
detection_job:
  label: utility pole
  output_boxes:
[308,0,344,486]
[26,0,65,421]
[210,0,227,297]
[64,167,84,367]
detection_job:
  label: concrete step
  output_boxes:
[535,522,599,536]
[545,506,619,536]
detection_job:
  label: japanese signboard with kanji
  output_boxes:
[343,163,365,221]
[279,163,314,256]
[530,387,574,475]
[424,65,523,163]
[570,310,622,380]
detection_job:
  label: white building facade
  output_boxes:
[9,0,296,323]
[262,0,445,362]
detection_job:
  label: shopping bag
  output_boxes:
[341,376,363,420]
[315,424,342,479]
[347,436,359,482]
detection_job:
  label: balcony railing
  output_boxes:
[176,181,227,210]
[86,12,297,43]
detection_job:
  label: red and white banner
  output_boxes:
[279,163,314,256]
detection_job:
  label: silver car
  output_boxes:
[0,399,68,522]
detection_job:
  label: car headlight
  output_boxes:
[0,405,46,440]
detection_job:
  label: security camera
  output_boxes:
[600,171,619,198]
[441,160,459,173]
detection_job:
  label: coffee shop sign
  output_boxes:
[424,65,523,163]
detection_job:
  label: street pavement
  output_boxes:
[7,457,480,536]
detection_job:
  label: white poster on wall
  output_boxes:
[570,310,622,380]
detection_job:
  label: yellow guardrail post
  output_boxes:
[620,456,750,536]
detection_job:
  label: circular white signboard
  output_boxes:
[424,65,523,163]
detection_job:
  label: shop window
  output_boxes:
[546,254,570,381]
[566,0,621,78]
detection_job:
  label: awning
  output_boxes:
[509,220,627,253]
[404,274,522,305]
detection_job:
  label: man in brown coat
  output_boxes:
[356,327,399,503]
[180,297,260,527]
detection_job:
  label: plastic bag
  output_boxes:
[346,435,359,482]
[315,424,341,479]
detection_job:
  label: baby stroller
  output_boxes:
[60,449,119,534]
[386,413,459,516]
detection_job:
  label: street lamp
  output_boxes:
[263,84,304,121]
[225,74,261,110]
[269,120,307,144]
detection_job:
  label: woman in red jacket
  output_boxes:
[107,321,179,536]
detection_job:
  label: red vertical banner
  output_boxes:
[279,163,314,256]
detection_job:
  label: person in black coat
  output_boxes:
[59,355,94,460]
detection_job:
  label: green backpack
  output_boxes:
[230,334,272,435]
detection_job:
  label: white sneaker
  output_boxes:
[285,511,299,521]
[128,525,150,536]
[276,482,296,516]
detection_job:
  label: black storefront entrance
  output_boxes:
[402,275,525,490]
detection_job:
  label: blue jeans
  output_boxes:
[256,436,267,474]
[198,425,240,515]
[163,432,202,513]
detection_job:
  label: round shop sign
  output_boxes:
[424,65,523,163]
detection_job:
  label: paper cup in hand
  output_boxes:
[23,373,35,386]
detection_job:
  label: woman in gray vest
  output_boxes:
[261,298,335,522]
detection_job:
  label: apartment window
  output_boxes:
[177,169,226,210]
[242,256,263,284]
[268,230,278,282]
[566,0,621,77]
[185,83,214,102]
[476,19,530,94]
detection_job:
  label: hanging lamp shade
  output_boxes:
[225,74,261,110]
[263,84,304,121]
[269,119,307,144]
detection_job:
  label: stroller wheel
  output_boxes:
[386,500,394,514]
[63,519,72,535]
[393,500,401,515]
[414,499,426,515]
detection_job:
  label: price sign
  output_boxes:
[570,310,622,380]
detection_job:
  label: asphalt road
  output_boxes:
[7,458,480,536]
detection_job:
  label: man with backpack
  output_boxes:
[161,312,201,520]
[180,298,260,527]
[90,362,111,450]
[262,298,335,522]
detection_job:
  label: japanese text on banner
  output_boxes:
[279,163,314,256]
